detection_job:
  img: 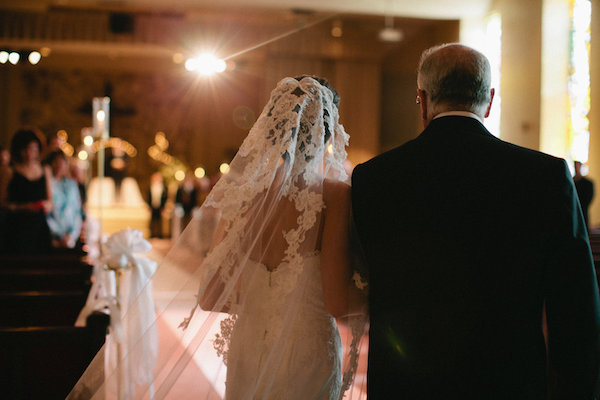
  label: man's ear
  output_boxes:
[417,88,428,126]
[484,88,495,118]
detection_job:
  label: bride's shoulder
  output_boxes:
[323,179,350,203]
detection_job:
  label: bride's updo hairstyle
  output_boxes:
[263,76,343,168]
[294,75,340,108]
[295,75,339,145]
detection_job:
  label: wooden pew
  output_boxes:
[0,311,109,400]
[0,252,109,399]
[0,266,91,291]
[0,251,93,327]
[0,251,92,291]
[0,289,89,327]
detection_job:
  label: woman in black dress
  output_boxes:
[0,128,52,253]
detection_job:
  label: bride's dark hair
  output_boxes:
[294,75,340,107]
[273,76,339,164]
[293,75,339,148]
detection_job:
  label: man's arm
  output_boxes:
[545,160,600,399]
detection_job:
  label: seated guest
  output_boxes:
[46,150,82,249]
[0,128,52,254]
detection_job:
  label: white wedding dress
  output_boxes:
[226,252,342,399]
[67,77,366,400]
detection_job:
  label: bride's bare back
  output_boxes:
[249,194,324,271]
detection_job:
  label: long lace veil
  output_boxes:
[68,76,368,399]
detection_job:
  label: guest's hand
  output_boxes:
[60,234,76,248]
[41,200,52,214]
[28,200,45,212]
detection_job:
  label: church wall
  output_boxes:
[380,20,460,153]
[335,60,381,165]
[588,1,600,228]
[492,0,543,150]
[539,0,570,160]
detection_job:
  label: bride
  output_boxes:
[69,76,367,399]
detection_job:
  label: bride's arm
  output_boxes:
[198,217,233,312]
[321,180,367,318]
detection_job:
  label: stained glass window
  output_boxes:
[568,0,591,162]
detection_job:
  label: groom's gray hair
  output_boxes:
[417,43,492,115]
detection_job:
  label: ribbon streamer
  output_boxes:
[75,228,158,398]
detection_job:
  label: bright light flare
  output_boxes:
[0,51,8,64]
[78,150,88,161]
[83,135,94,146]
[175,170,186,181]
[96,110,106,122]
[194,167,206,178]
[28,51,41,65]
[8,52,19,65]
[185,53,226,76]
[219,163,230,175]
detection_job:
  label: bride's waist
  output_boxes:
[236,303,333,320]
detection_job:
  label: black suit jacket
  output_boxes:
[351,116,600,399]
[147,186,167,218]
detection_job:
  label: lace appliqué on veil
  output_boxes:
[213,314,238,365]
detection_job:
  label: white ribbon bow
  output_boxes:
[76,228,158,395]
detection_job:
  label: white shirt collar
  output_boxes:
[433,111,484,124]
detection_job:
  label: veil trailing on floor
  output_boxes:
[68,76,368,399]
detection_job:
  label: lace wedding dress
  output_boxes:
[226,253,343,399]
[68,76,366,400]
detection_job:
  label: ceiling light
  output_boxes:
[331,19,343,38]
[379,16,404,43]
[28,51,41,65]
[185,53,226,75]
[8,52,20,65]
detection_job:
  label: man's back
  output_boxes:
[352,116,600,399]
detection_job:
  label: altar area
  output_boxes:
[87,177,151,237]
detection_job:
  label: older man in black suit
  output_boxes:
[351,43,600,399]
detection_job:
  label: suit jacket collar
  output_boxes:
[419,115,495,141]
[433,111,483,124]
